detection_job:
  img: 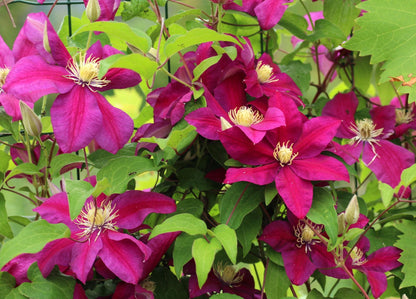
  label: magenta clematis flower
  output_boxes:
[83,0,121,21]
[31,185,177,284]
[185,87,286,144]
[184,261,263,298]
[322,91,415,187]
[320,237,402,298]
[220,97,349,218]
[223,0,292,31]
[259,212,333,285]
[3,12,141,154]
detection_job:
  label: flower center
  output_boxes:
[396,109,414,125]
[213,263,243,286]
[228,106,264,127]
[65,53,110,91]
[294,221,322,253]
[273,141,298,167]
[76,200,118,240]
[350,247,367,266]
[0,67,10,88]
[255,61,279,84]
[349,119,384,164]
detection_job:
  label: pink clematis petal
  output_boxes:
[275,166,312,219]
[94,95,134,154]
[114,191,177,230]
[50,86,103,153]
[71,236,103,283]
[291,156,349,182]
[225,164,277,186]
[281,248,317,285]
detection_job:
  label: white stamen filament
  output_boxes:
[255,61,279,84]
[273,141,298,167]
[228,106,264,127]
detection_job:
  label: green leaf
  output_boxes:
[264,261,291,299]
[306,188,338,247]
[0,108,20,141]
[149,213,207,239]
[219,182,264,229]
[307,19,346,43]
[344,0,416,83]
[280,60,312,95]
[192,237,222,288]
[74,21,151,52]
[192,55,223,82]
[173,234,198,279]
[278,11,308,40]
[212,224,237,264]
[66,180,94,220]
[96,156,158,194]
[150,266,189,299]
[379,181,395,207]
[323,0,361,37]
[173,198,204,218]
[0,272,15,298]
[165,9,202,27]
[0,151,10,173]
[236,208,262,257]
[4,288,26,299]
[164,28,240,58]
[394,220,416,288]
[0,193,13,239]
[334,288,363,299]
[0,220,70,269]
[49,153,85,178]
[400,164,416,187]
[4,163,42,183]
[17,263,75,299]
[98,53,158,81]
[91,177,111,198]
[177,167,219,192]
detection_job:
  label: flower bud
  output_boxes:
[345,195,360,225]
[20,101,42,138]
[43,23,51,53]
[337,213,346,235]
[86,0,101,23]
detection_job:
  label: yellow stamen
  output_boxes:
[65,53,110,91]
[76,200,118,240]
[349,119,384,164]
[273,141,298,167]
[0,67,10,87]
[294,221,322,253]
[396,109,414,125]
[213,263,244,286]
[228,106,264,127]
[350,247,367,266]
[255,61,279,84]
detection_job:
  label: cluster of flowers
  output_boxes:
[0,0,413,297]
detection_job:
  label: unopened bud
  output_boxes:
[345,195,360,225]
[20,101,42,138]
[43,23,51,53]
[337,213,346,235]
[220,116,232,130]
[86,0,101,22]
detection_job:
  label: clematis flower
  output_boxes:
[223,0,292,31]
[259,212,332,285]
[320,237,402,298]
[3,12,141,154]
[220,96,349,218]
[31,184,176,284]
[321,91,415,187]
[184,261,263,298]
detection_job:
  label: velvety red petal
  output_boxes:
[293,116,341,159]
[254,0,289,30]
[362,270,388,298]
[370,105,396,136]
[321,91,358,139]
[251,107,286,131]
[100,231,151,284]
[290,156,350,182]
[3,55,73,102]
[363,140,414,187]
[0,93,23,121]
[0,35,14,67]
[99,68,142,91]
[185,107,221,140]
[50,86,103,153]
[362,246,402,272]
[259,220,297,252]
[281,248,317,285]
[37,238,74,277]
[225,164,277,186]
[94,95,134,154]
[275,166,312,219]
[114,191,176,230]
[71,236,103,283]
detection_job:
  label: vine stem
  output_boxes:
[2,0,16,27]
